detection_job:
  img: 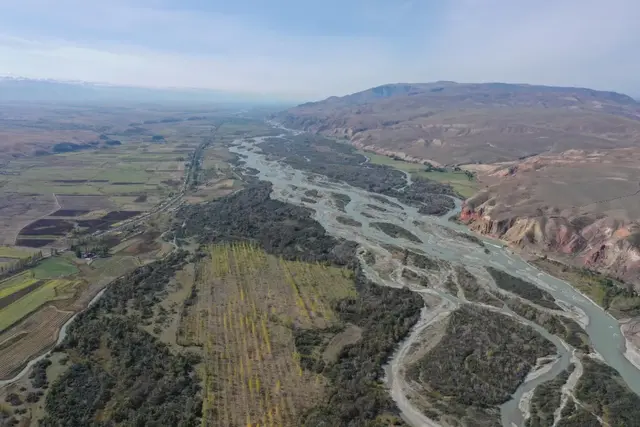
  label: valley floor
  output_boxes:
[3,121,640,427]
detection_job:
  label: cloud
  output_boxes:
[0,0,638,99]
[421,0,640,91]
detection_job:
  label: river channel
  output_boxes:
[231,132,640,427]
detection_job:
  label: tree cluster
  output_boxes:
[0,251,44,278]
[41,250,200,427]
[173,183,357,267]
[408,306,555,411]
[486,267,560,309]
[300,268,423,426]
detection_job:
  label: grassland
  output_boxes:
[360,150,479,198]
[32,257,78,279]
[180,243,356,426]
[0,246,38,258]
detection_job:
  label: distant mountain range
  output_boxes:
[275,81,640,165]
[0,77,288,105]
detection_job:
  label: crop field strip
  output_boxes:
[0,272,83,332]
[179,243,356,427]
[0,305,72,379]
[14,210,143,247]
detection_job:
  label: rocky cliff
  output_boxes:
[460,193,640,286]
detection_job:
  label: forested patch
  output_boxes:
[487,267,560,309]
[40,251,202,427]
[172,183,357,266]
[408,306,555,415]
[300,269,423,426]
[336,216,362,227]
[574,358,640,426]
[399,248,445,271]
[506,299,590,352]
[331,193,351,212]
[43,316,202,427]
[371,222,422,243]
[525,366,573,427]
[455,266,504,307]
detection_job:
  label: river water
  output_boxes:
[231,133,640,427]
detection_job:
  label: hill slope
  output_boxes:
[275,82,640,165]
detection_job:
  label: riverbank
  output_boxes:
[622,320,640,371]
[452,220,640,373]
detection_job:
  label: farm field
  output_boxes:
[0,246,163,380]
[360,150,480,198]
[0,110,230,247]
[31,257,78,279]
[179,243,356,426]
[0,306,73,379]
[0,245,40,272]
[0,274,83,332]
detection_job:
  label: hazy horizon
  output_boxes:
[0,0,638,99]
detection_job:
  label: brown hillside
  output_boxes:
[275,82,640,165]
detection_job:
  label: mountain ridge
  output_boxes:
[274,81,640,166]
[0,76,290,105]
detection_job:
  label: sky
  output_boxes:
[0,0,638,100]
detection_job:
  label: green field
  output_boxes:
[360,150,480,198]
[1,140,185,198]
[0,271,39,297]
[0,246,37,258]
[32,257,78,279]
[0,278,82,332]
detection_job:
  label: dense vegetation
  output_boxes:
[173,182,428,425]
[371,222,422,243]
[331,193,351,212]
[172,182,357,266]
[556,409,600,427]
[336,216,362,227]
[259,134,456,215]
[525,366,573,427]
[300,269,423,426]
[506,299,590,352]
[0,250,44,278]
[532,258,640,318]
[574,358,640,426]
[402,249,447,271]
[408,306,555,419]
[455,266,504,307]
[487,267,560,309]
[40,251,202,427]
